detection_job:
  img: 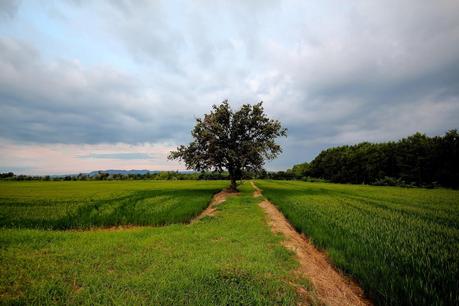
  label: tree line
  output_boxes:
[290,130,458,188]
[0,171,230,181]
[0,170,319,182]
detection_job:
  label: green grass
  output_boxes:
[4,179,454,305]
[0,182,309,305]
[0,181,227,229]
[256,180,459,306]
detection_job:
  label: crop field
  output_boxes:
[256,180,459,305]
[1,179,458,305]
[0,182,310,305]
[0,181,227,229]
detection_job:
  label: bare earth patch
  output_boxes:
[253,187,262,198]
[192,190,237,223]
[252,182,371,306]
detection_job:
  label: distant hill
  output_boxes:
[87,170,160,176]
[47,169,195,178]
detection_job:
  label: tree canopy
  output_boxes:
[169,100,287,190]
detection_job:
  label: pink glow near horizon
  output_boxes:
[0,140,184,175]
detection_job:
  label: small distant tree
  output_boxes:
[287,162,310,178]
[169,100,287,191]
[0,172,15,179]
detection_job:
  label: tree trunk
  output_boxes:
[228,166,238,192]
[229,177,238,192]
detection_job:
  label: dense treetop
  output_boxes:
[169,101,287,190]
[291,130,458,188]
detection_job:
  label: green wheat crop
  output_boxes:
[256,180,459,306]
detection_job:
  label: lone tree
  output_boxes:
[168,100,287,191]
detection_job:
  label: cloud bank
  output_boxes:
[1,0,458,174]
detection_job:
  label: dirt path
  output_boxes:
[251,181,371,306]
[191,190,236,223]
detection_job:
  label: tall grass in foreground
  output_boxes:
[257,180,459,306]
[0,180,227,229]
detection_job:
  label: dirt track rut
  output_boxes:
[251,181,371,306]
[192,190,236,223]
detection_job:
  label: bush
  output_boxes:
[301,176,328,183]
[371,176,407,187]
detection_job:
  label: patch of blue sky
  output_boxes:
[0,1,137,73]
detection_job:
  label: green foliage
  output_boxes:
[307,130,459,188]
[371,176,413,187]
[0,181,226,229]
[169,101,287,190]
[257,180,459,306]
[0,171,230,181]
[0,172,14,179]
[0,182,302,305]
[286,162,310,178]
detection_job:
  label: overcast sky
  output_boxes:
[1,0,459,175]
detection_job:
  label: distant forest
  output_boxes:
[1,130,457,188]
[289,130,459,188]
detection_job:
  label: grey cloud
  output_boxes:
[1,0,459,171]
[0,38,195,144]
[262,1,459,166]
[0,0,20,19]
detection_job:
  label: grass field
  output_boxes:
[256,180,459,305]
[2,179,458,305]
[0,182,312,305]
[0,181,226,229]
